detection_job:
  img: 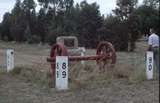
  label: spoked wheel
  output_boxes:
[96,41,116,71]
[50,43,68,79]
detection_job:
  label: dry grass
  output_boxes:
[0,40,157,88]
[9,66,53,88]
[0,41,159,103]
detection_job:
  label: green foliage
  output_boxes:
[103,15,130,51]
[112,0,140,51]
[135,5,159,35]
[0,0,159,50]
[22,0,36,10]
[1,12,13,41]
[77,1,103,48]
[27,35,41,44]
[37,8,46,43]
[24,25,31,41]
[143,0,159,9]
[113,0,138,21]
[10,67,22,75]
[10,0,26,42]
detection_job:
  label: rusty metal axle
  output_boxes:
[47,55,111,62]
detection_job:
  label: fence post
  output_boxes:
[6,49,14,72]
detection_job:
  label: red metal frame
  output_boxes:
[47,41,116,80]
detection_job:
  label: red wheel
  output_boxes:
[96,41,116,71]
[50,43,68,79]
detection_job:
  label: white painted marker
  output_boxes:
[55,56,68,90]
[146,51,154,80]
[6,49,14,72]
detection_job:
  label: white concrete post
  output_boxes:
[6,49,14,72]
[146,51,154,80]
[55,56,68,90]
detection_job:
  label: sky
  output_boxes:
[0,0,143,22]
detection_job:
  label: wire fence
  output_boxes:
[0,39,148,72]
[0,48,147,72]
[1,45,157,84]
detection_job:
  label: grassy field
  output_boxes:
[0,40,159,103]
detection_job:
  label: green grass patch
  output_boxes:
[10,67,22,75]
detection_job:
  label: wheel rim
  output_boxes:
[50,43,68,79]
[96,41,116,68]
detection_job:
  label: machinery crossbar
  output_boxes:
[47,55,110,62]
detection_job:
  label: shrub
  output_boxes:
[27,35,41,44]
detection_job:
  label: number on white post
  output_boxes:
[56,56,68,90]
[6,49,14,72]
[146,51,154,80]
